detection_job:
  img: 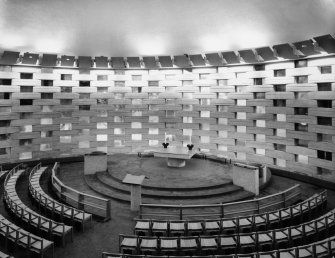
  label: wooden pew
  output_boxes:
[134,190,327,236]
[105,234,335,257]
[3,164,73,247]
[0,214,54,258]
[28,163,92,231]
[121,208,335,255]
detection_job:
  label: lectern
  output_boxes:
[122,174,146,211]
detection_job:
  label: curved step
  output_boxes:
[96,171,243,199]
[84,174,255,205]
[107,169,233,191]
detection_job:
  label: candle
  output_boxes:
[164,132,166,143]
[189,134,192,143]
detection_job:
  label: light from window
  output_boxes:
[132,110,142,116]
[148,128,159,135]
[275,128,286,137]
[236,112,246,120]
[255,106,265,114]
[132,134,142,141]
[19,152,32,160]
[131,122,142,129]
[41,118,52,125]
[236,100,246,106]
[218,131,228,137]
[201,136,210,143]
[114,128,124,135]
[60,136,71,143]
[256,120,266,127]
[149,140,159,146]
[21,125,32,132]
[41,131,52,138]
[236,126,246,133]
[97,122,108,129]
[60,123,72,130]
[295,154,308,164]
[40,143,52,151]
[200,111,210,118]
[218,118,228,125]
[97,134,108,141]
[149,116,159,123]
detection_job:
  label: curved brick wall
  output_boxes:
[0,55,334,181]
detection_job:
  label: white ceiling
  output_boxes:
[0,0,334,57]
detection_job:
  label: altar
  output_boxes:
[152,146,197,168]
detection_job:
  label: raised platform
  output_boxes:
[60,153,255,205]
[152,146,197,168]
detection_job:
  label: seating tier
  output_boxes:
[105,233,335,257]
[28,163,92,231]
[3,167,73,247]
[135,190,327,236]
[0,214,53,258]
[120,208,335,255]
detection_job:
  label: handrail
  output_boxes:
[0,214,54,257]
[4,163,23,186]
[51,162,111,221]
[139,184,301,219]
[134,190,327,236]
[3,164,73,247]
[28,162,41,182]
[29,163,92,231]
[121,208,335,255]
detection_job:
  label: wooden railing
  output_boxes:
[51,162,111,221]
[139,184,301,219]
[4,163,23,185]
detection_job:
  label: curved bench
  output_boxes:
[51,162,111,221]
[120,208,335,255]
[0,212,54,258]
[139,184,302,219]
[28,163,92,232]
[3,165,73,247]
[104,233,335,257]
[135,190,327,236]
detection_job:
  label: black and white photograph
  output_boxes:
[0,0,335,257]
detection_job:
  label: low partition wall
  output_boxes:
[139,184,301,219]
[232,163,260,195]
[51,162,111,221]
